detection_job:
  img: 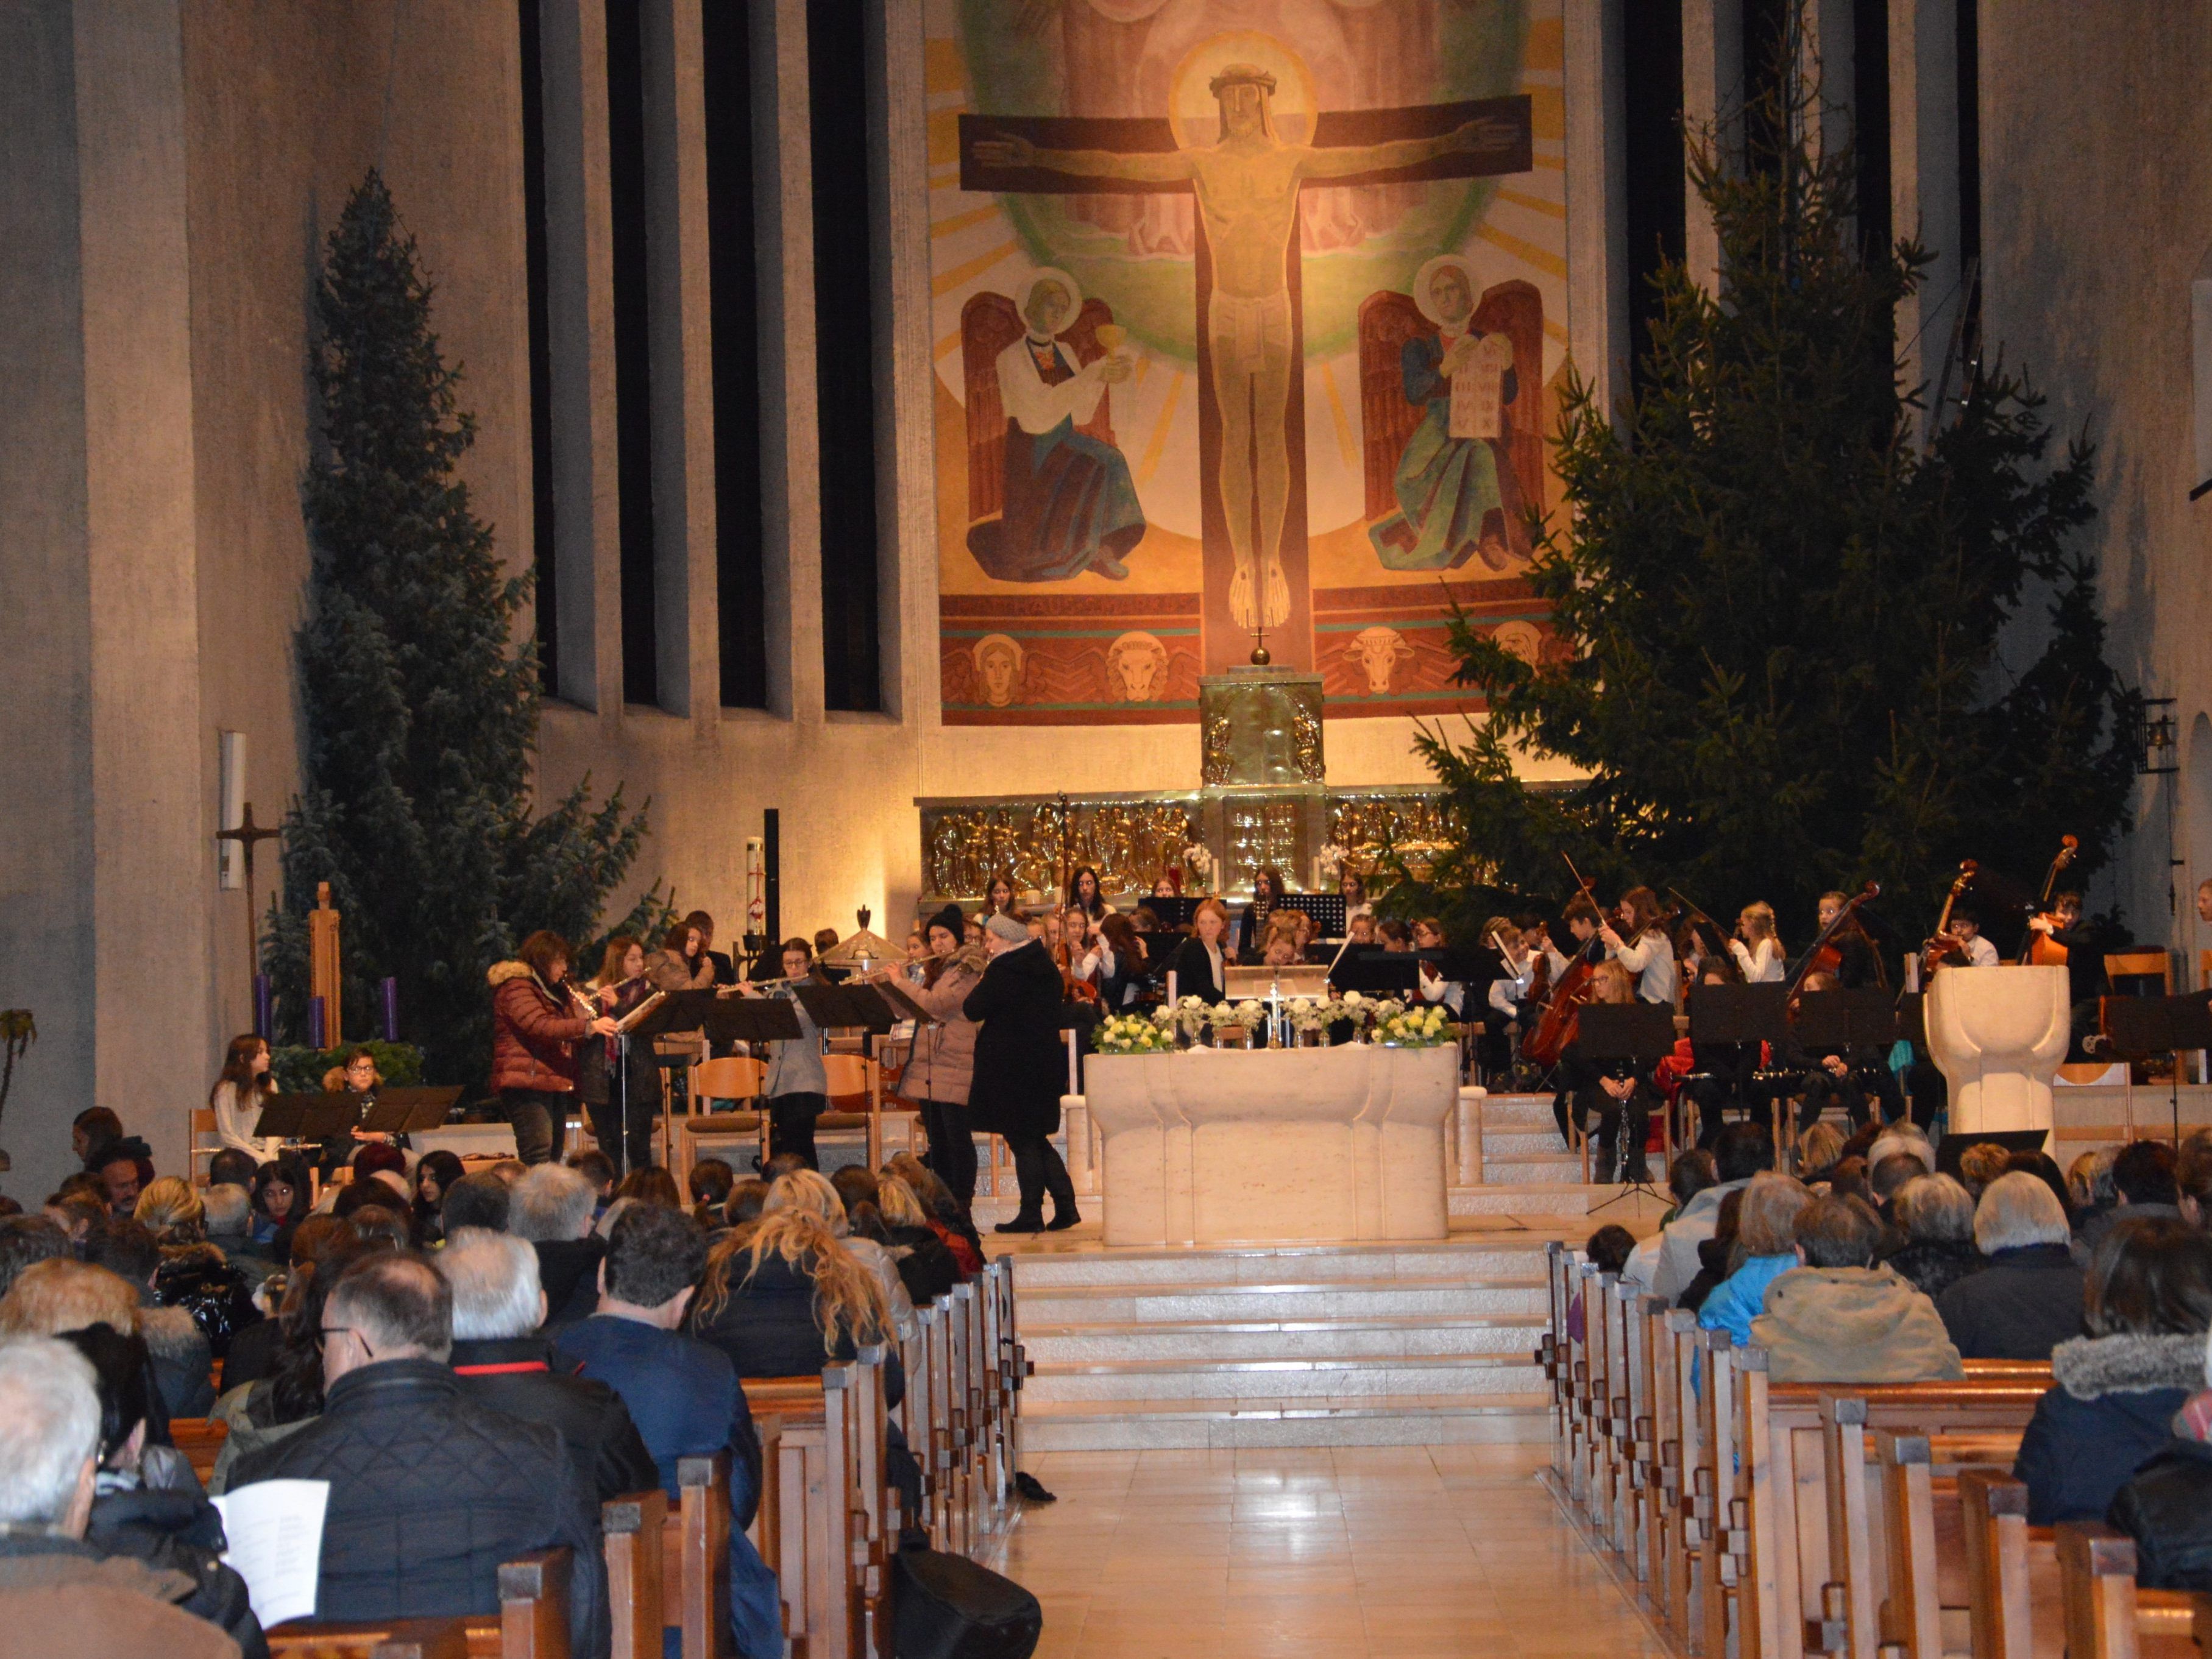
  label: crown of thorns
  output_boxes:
[1208,64,1277,97]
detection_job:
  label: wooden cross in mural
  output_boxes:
[965,85,1531,672]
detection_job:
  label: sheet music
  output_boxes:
[1447,331,1515,440]
[213,1478,330,1629]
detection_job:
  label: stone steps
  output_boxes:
[1008,1236,1556,1449]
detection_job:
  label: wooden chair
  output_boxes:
[818,1053,884,1167]
[678,1057,768,1193]
[2105,951,2174,998]
[190,1106,222,1184]
[266,1548,571,1659]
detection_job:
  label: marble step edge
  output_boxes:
[1018,1391,1552,1420]
[1005,1234,1558,1269]
[1029,1351,1543,1378]
[1013,1282,1548,1309]
[1023,1310,1548,1337]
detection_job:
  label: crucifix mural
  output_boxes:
[963,79,1531,672]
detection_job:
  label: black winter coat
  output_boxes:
[87,1446,268,1659]
[2013,1332,2205,1525]
[885,1223,961,1306]
[227,1357,609,1659]
[1934,1243,2087,1360]
[448,1335,661,1503]
[535,1237,605,1332]
[690,1250,857,1378]
[155,1244,263,1360]
[1883,1239,1983,1303]
[963,940,1068,1139]
[2112,1433,2212,1591]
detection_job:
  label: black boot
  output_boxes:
[994,1214,1044,1234]
[1044,1207,1082,1231]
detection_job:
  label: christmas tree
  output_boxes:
[266,172,662,1082]
[1407,61,2138,946]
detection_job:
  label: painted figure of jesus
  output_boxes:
[977,69,1509,631]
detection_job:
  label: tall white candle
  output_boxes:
[1065,1028,1079,1095]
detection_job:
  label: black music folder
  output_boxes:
[359,1087,464,1134]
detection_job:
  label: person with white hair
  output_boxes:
[0,1337,238,1658]
[436,1229,657,1504]
[1934,1171,2090,1359]
[509,1161,604,1330]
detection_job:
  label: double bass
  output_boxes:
[1522,858,1605,1069]
[2020,835,2080,967]
[1921,861,1979,975]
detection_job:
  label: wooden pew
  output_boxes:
[171,1415,229,1484]
[600,1489,665,1659]
[266,1547,572,1659]
[2057,1523,2212,1659]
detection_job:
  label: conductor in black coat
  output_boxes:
[964,913,1080,1234]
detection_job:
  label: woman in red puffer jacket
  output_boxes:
[489,930,616,1166]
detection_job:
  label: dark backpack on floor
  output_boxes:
[892,1541,1042,1659]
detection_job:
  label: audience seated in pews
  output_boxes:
[226,1250,611,1655]
[873,1173,966,1307]
[1935,1170,2088,1359]
[2110,1323,2212,1591]
[58,1321,266,1657]
[2110,1138,2188,1228]
[1650,1125,1771,1305]
[245,1158,307,1258]
[81,1219,216,1417]
[1622,1151,1714,1292]
[1751,1193,1965,1382]
[886,1151,985,1275]
[1675,1187,1745,1314]
[208,1223,386,1491]
[94,1139,155,1220]
[511,1161,604,1330]
[1959,1140,2013,1200]
[551,1202,782,1659]
[2069,1147,2120,1248]
[567,1149,618,1220]
[0,1257,181,1454]
[612,1165,684,1214]
[73,1105,126,1172]
[135,1178,262,1360]
[0,1338,240,1659]
[2013,1215,2212,1524]
[2174,1130,2211,1228]
[44,1182,108,1250]
[0,1213,70,1299]
[1697,1172,1814,1349]
[441,1167,512,1237]
[435,1227,659,1502]
[1882,1173,1984,1300]
[409,1148,466,1247]
[1566,1225,1635,1344]
[725,1177,770,1231]
[691,1183,896,1377]
[200,1184,275,1295]
[689,1156,737,1228]
[775,1168,916,1338]
[219,1212,349,1395]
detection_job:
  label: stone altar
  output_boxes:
[1926,964,2072,1135]
[1082,1044,1456,1246]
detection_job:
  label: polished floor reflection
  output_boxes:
[985,1444,1668,1658]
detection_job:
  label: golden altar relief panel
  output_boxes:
[921,796,1205,900]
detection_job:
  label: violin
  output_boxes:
[2021,835,2080,967]
[1921,861,1979,974]
[1666,888,1743,986]
[1782,881,1881,1014]
[1522,856,1605,1068]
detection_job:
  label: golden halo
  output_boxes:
[1413,254,1480,327]
[1166,32,1317,148]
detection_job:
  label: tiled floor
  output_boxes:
[982,1444,1669,1658]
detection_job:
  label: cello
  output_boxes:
[1521,857,1606,1069]
[2019,835,2080,966]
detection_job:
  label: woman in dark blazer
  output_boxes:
[963,914,1079,1233]
[1165,897,1233,1005]
[1236,866,1285,959]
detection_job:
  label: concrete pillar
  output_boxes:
[868,0,935,725]
[0,0,210,1200]
[1890,0,1960,439]
[541,0,623,714]
[1681,0,1742,295]
[753,0,821,721]
[642,0,720,724]
[1564,0,1629,420]
[1800,0,1857,165]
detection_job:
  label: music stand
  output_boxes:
[2099,993,2212,1145]
[1577,1003,1678,1208]
[1141,897,1204,931]
[622,991,722,1170]
[1275,893,1347,938]
[791,980,898,1035]
[360,1087,464,1136]
[1329,951,1423,996]
[702,997,803,1051]
[1935,1129,2050,1176]
[253,1094,362,1145]
[1683,984,1789,1148]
